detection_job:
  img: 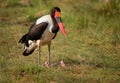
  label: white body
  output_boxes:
[36,15,53,33]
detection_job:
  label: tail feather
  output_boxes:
[19,34,38,56]
[18,34,29,46]
[22,41,37,56]
[23,49,35,56]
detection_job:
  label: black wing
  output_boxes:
[27,22,48,40]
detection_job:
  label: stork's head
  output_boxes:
[51,7,66,37]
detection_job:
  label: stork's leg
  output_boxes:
[38,46,41,65]
[48,44,51,64]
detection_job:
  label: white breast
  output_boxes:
[36,15,55,45]
[36,15,53,32]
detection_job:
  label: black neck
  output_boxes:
[51,15,59,33]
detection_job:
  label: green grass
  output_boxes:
[0,0,120,83]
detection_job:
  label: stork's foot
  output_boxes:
[44,61,50,68]
[60,60,66,68]
[44,60,66,68]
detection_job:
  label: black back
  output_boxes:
[28,22,48,40]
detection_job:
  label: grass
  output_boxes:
[0,0,120,83]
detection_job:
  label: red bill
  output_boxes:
[54,11,66,37]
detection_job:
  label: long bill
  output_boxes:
[54,12,66,37]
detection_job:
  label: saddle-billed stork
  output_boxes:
[18,7,66,65]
